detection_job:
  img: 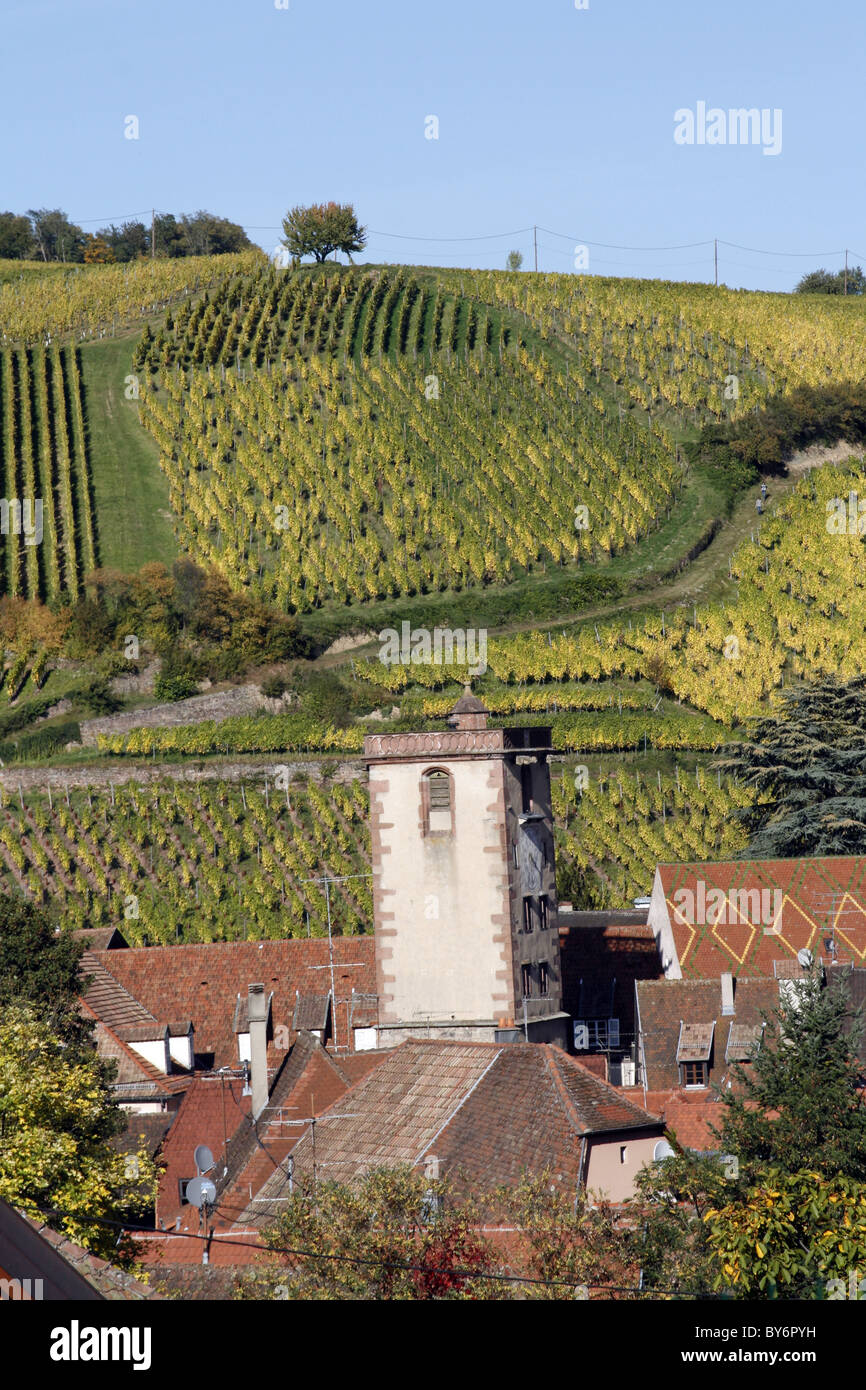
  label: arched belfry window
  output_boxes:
[423,768,453,835]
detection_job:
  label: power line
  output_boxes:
[537,226,714,252]
[718,239,845,258]
[29,1201,790,1296]
[47,211,866,266]
[367,226,533,243]
[71,209,154,225]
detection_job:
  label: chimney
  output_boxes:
[721,972,735,1016]
[247,983,269,1119]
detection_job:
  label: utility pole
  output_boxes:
[844,249,848,296]
[151,209,156,259]
[714,238,718,288]
[533,225,538,273]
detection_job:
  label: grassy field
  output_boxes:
[78,337,177,572]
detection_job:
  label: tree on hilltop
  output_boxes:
[281,202,367,263]
[0,211,34,259]
[795,265,865,295]
[83,234,115,264]
[27,208,86,263]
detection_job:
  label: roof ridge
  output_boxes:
[543,1048,590,1138]
[413,1048,504,1165]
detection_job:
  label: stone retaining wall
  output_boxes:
[0,759,365,794]
[78,684,269,747]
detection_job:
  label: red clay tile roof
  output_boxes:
[115,1112,175,1160]
[73,926,129,950]
[677,1022,715,1062]
[641,1090,726,1152]
[115,1024,169,1043]
[79,953,156,1030]
[134,1230,269,1271]
[5,1206,163,1299]
[89,1020,189,1100]
[85,939,377,1069]
[654,855,866,977]
[293,993,331,1032]
[725,1022,764,1061]
[237,1040,663,1223]
[637,977,779,1091]
[155,1073,252,1229]
[828,963,866,1063]
[211,1032,369,1229]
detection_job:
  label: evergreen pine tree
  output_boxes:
[716,675,866,857]
[715,967,866,1180]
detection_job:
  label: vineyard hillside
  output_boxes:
[2,257,866,920]
[0,765,755,939]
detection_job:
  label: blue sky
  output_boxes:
[2,0,863,290]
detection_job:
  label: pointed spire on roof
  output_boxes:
[448,682,489,730]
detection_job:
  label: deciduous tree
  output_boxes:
[281,202,367,263]
[0,1003,157,1261]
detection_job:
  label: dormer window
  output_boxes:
[423,768,453,835]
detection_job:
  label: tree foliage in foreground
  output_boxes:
[0,1004,157,1262]
[716,675,866,858]
[704,1170,866,1297]
[0,895,93,1050]
[235,1168,629,1300]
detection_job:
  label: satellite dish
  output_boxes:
[797,948,813,969]
[653,1139,675,1161]
[185,1177,217,1210]
[194,1144,214,1175]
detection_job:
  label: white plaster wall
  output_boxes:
[128,1037,170,1073]
[649,867,682,978]
[375,758,511,1023]
[168,1035,193,1069]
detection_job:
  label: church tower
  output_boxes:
[364,689,570,1046]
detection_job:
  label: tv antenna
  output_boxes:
[298,871,373,1050]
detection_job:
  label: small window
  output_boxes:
[539,962,549,997]
[539,896,549,931]
[681,1060,708,1088]
[428,771,451,810]
[619,1145,628,1165]
[424,769,453,835]
[513,842,519,869]
[522,897,533,933]
[520,763,533,814]
[178,1178,194,1206]
[521,964,533,998]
